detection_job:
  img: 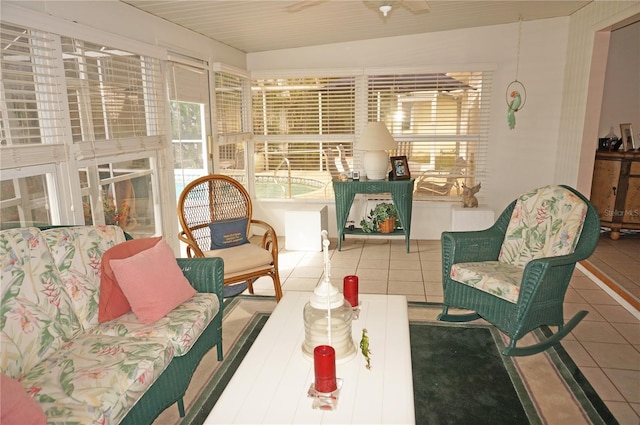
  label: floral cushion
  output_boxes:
[90,293,220,356]
[0,228,82,378]
[20,333,173,425]
[450,261,524,303]
[498,186,587,268]
[42,226,126,330]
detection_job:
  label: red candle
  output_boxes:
[343,275,358,307]
[314,345,337,393]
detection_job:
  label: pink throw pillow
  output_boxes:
[0,374,46,425]
[99,237,162,322]
[109,239,196,324]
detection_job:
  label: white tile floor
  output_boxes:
[248,236,640,425]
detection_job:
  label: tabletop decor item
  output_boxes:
[359,328,372,370]
[307,344,342,410]
[343,275,360,319]
[302,231,357,362]
[390,155,411,180]
[461,182,481,208]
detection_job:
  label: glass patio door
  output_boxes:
[168,61,213,199]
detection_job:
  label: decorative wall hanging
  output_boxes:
[507,18,527,130]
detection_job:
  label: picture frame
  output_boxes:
[390,155,410,180]
[619,123,635,151]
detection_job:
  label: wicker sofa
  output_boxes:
[0,225,223,424]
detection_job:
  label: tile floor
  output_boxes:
[248,236,640,425]
[586,230,640,305]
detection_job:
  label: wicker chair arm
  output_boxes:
[176,257,224,301]
[250,219,279,255]
[442,228,504,263]
[178,230,205,258]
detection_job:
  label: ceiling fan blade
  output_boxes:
[402,0,431,13]
[286,0,327,12]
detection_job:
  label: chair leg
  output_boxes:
[246,279,255,294]
[502,310,588,356]
[177,397,185,417]
[437,305,482,322]
[271,272,283,301]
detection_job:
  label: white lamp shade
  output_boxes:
[357,122,397,151]
[358,122,397,180]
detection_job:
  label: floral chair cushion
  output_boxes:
[0,228,82,378]
[498,185,588,268]
[450,261,524,304]
[42,226,126,331]
[90,293,220,356]
[20,333,173,425]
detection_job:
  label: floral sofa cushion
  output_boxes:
[42,226,126,330]
[450,261,524,303]
[498,185,588,268]
[20,333,173,425]
[0,228,82,378]
[90,292,220,356]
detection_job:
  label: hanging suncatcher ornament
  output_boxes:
[506,17,527,130]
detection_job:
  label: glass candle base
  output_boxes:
[307,378,343,410]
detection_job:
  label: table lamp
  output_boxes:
[357,122,397,180]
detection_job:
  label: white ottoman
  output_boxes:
[285,205,328,251]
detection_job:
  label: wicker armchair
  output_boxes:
[438,185,600,356]
[177,174,283,301]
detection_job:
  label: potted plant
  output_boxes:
[360,202,398,233]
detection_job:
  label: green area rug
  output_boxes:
[154,296,616,425]
[410,323,532,424]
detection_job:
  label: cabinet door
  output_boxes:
[590,158,620,220]
[623,161,640,225]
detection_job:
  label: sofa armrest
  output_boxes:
[176,257,224,302]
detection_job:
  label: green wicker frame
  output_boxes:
[438,185,600,356]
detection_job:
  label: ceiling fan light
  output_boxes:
[379,5,392,16]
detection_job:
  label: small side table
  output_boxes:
[333,178,414,252]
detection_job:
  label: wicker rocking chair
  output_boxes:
[177,174,283,301]
[438,185,600,356]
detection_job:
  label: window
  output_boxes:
[0,23,66,148]
[61,37,165,236]
[0,23,65,227]
[246,71,491,200]
[80,158,156,236]
[251,75,356,199]
[61,37,164,147]
[214,69,252,189]
[0,170,57,229]
[0,22,166,236]
[368,72,491,199]
[168,61,211,199]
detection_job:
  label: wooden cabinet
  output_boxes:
[590,151,640,239]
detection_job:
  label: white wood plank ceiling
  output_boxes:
[120,0,592,53]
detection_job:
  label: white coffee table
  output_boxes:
[205,291,414,424]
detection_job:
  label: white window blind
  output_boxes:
[0,23,66,147]
[215,71,251,175]
[367,72,492,198]
[61,36,165,157]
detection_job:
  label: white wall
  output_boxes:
[599,21,640,139]
[248,18,571,239]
